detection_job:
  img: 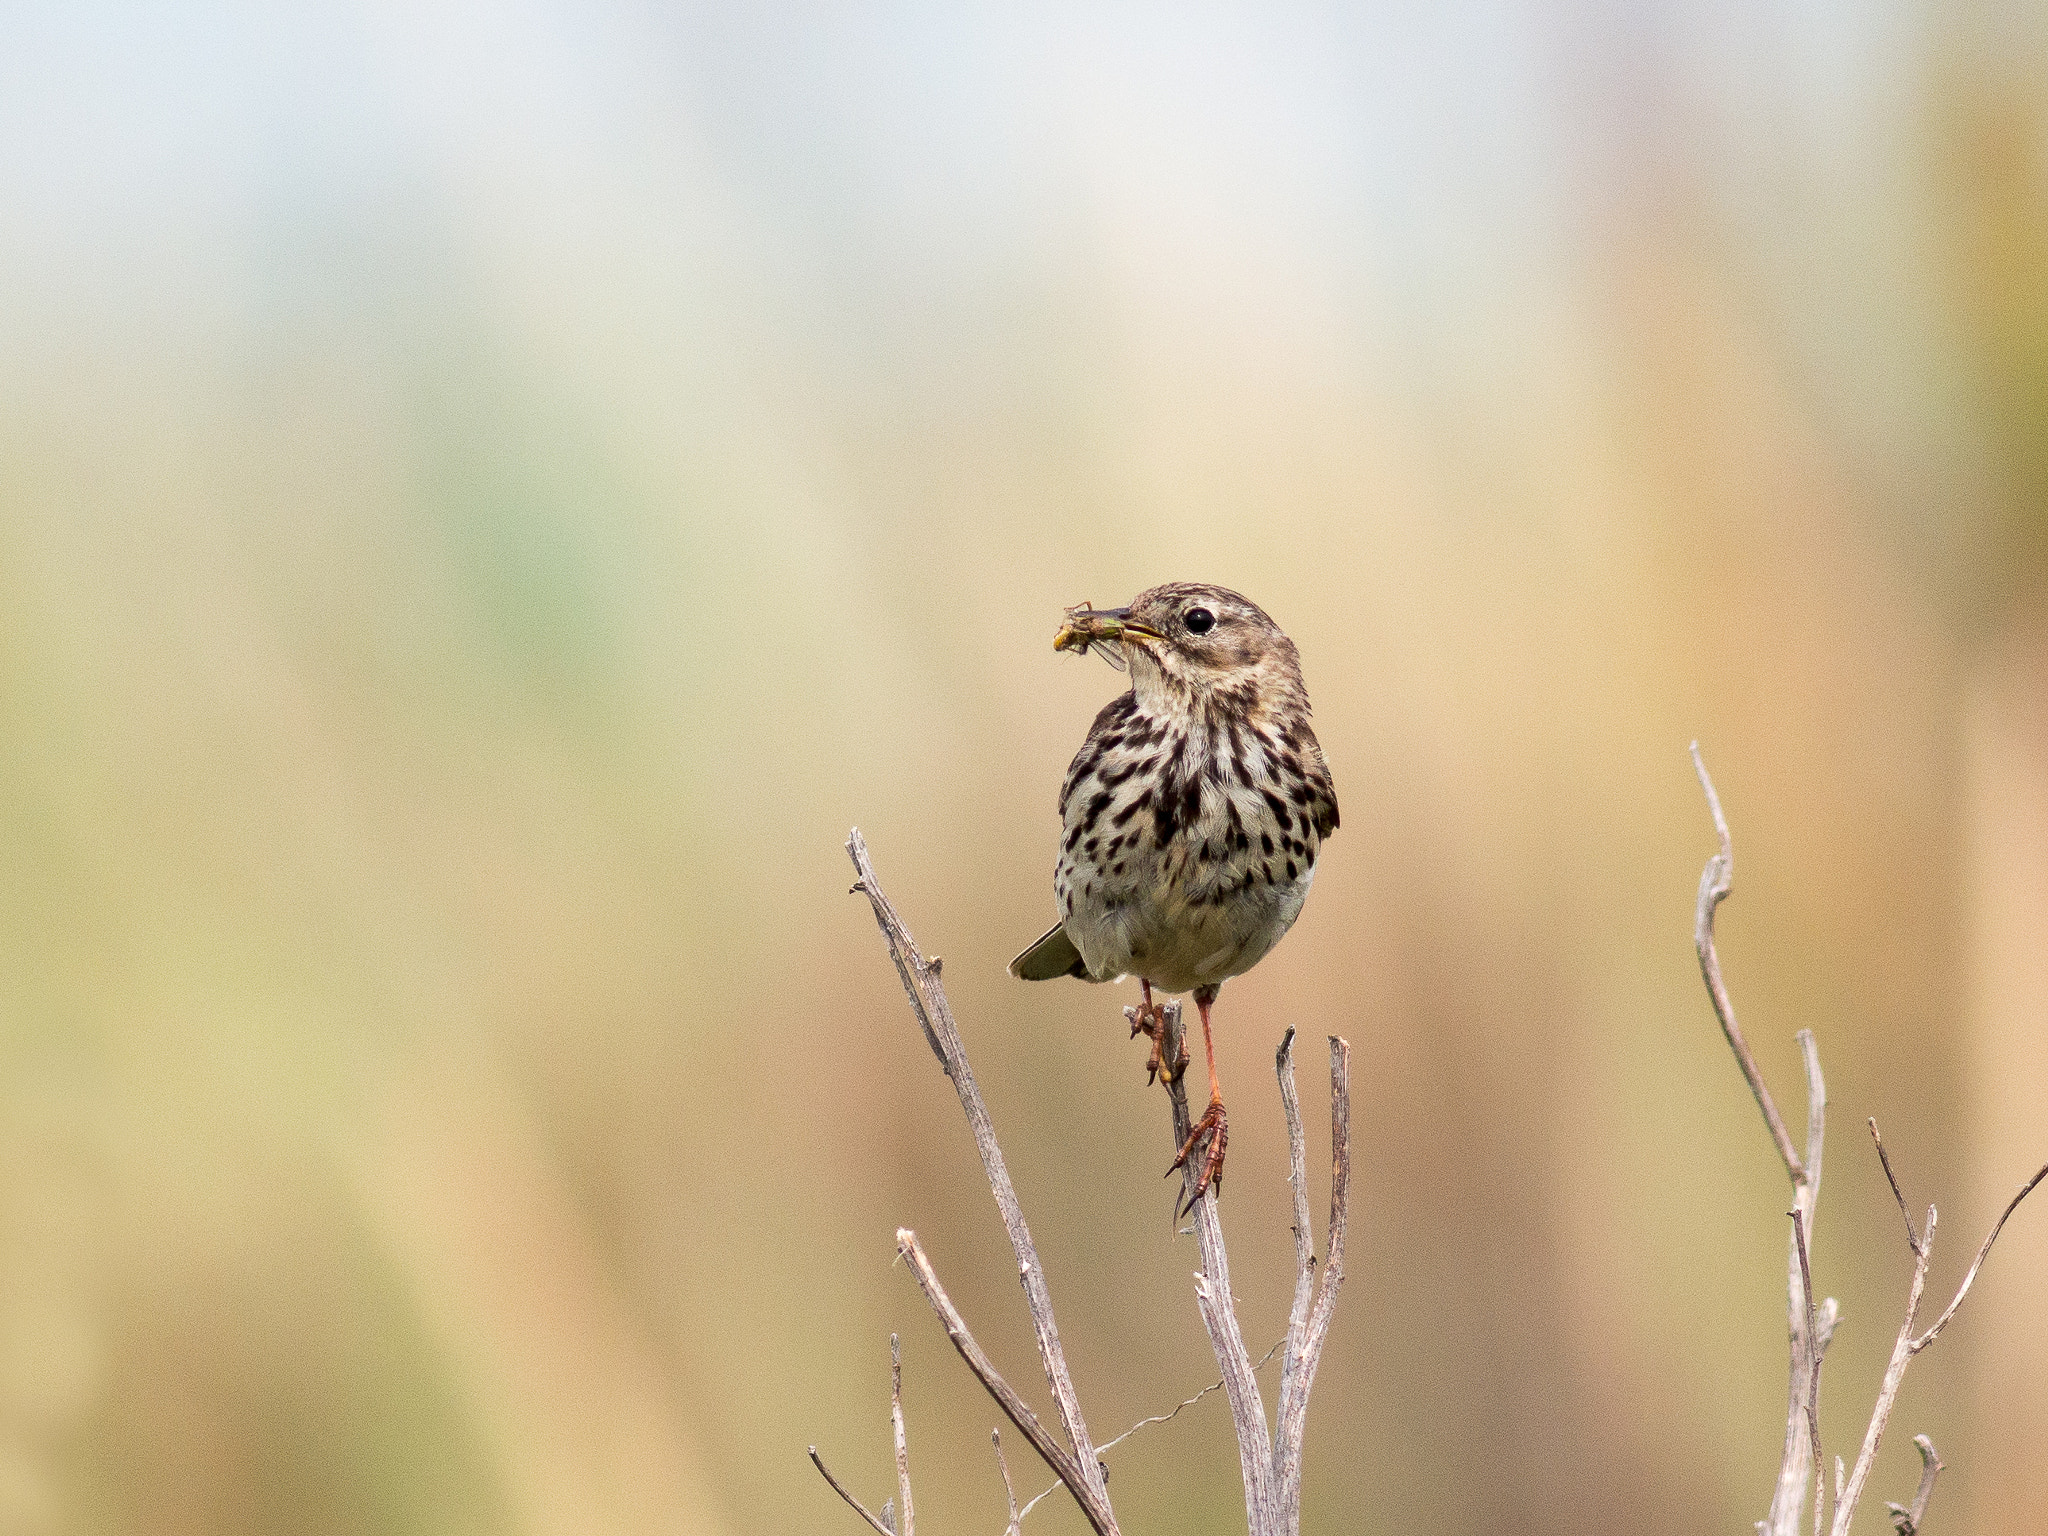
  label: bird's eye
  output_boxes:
[1183,607,1215,634]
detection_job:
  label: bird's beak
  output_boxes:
[1054,606,1162,653]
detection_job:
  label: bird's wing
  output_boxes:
[1007,922,1089,981]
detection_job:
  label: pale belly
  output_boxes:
[1066,860,1314,994]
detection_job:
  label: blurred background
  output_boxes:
[2,3,2046,1533]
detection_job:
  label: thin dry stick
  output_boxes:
[1869,1120,1920,1254]
[1691,753,2045,1536]
[1150,1005,1354,1535]
[1278,1026,1315,1357]
[809,1448,896,1536]
[1791,1208,1826,1536]
[1828,1193,1935,1536]
[1885,1436,1942,1535]
[848,831,1116,1530]
[1692,743,1806,1185]
[1694,750,1832,1536]
[894,1229,1119,1536]
[992,1431,1022,1536]
[1157,999,1280,1529]
[891,1335,914,1536]
[1275,1035,1352,1528]
[1771,1031,1830,1536]
[1910,1162,2048,1352]
[1010,1340,1289,1529]
[1829,1145,2047,1536]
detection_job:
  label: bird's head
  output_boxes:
[1054,583,1304,715]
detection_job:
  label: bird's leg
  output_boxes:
[1168,985,1228,1209]
[1126,979,1186,1086]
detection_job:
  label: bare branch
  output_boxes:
[1828,1202,1934,1536]
[810,1448,896,1536]
[890,1336,914,1536]
[1147,1001,1353,1534]
[992,1431,1022,1536]
[1686,750,2043,1536]
[1791,1208,1826,1536]
[849,829,1354,1536]
[1158,999,1280,1528]
[848,831,1114,1525]
[1695,755,1826,1536]
[895,1229,1119,1536]
[1884,1436,1943,1536]
[1797,1031,1826,1201]
[1830,1143,2043,1533]
[1869,1120,1920,1255]
[1691,744,1806,1185]
[1823,1150,2047,1536]
[1276,1037,1352,1527]
[1765,1035,1827,1536]
[1278,1027,1315,1379]
[1911,1162,2048,1354]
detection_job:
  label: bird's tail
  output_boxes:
[1007,922,1089,981]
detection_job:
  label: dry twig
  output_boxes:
[1159,997,1278,1525]
[1790,1208,1825,1536]
[1691,743,1806,1185]
[810,1336,919,1536]
[1690,748,2044,1536]
[891,1335,914,1536]
[848,831,1117,1533]
[1694,748,1833,1536]
[1827,1136,2046,1536]
[809,1445,896,1536]
[1885,1436,1942,1535]
[1153,1004,1351,1534]
[1007,1340,1289,1529]
[992,1431,1022,1536]
[893,1229,1118,1534]
[841,827,1351,1536]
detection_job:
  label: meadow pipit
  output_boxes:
[1009,583,1339,1206]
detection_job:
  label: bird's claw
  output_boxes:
[1168,1098,1229,1215]
[1124,1001,1187,1086]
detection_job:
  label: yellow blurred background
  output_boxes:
[2,4,2045,1533]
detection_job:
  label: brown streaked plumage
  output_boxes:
[1009,583,1337,1206]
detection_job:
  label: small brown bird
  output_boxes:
[1009,583,1338,1205]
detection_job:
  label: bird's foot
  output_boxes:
[1168,1096,1229,1214]
[1124,1001,1187,1086]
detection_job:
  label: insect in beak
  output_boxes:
[1054,605,1162,654]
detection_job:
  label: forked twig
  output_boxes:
[1158,999,1278,1526]
[847,829,1350,1536]
[1694,750,1832,1536]
[894,1228,1117,1535]
[1276,1030,1352,1527]
[1691,749,2044,1536]
[1909,1162,2048,1355]
[810,1336,918,1536]
[1830,1140,2046,1536]
[848,832,1117,1533]
[1154,1004,1352,1533]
